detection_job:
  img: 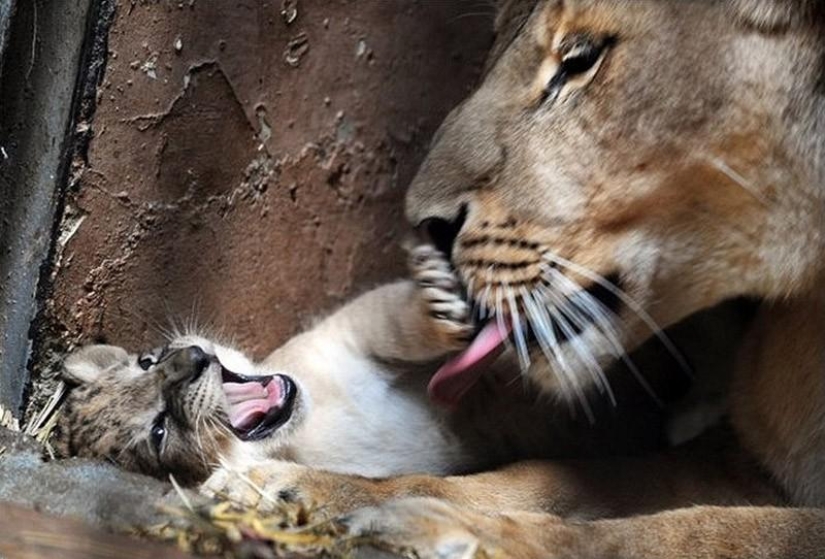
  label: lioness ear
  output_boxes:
[730,0,815,32]
[63,345,130,385]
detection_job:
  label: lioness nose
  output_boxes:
[420,204,467,258]
[167,346,211,383]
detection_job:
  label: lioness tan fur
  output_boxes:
[202,1,825,557]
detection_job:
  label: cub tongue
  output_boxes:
[225,380,283,431]
[428,321,510,408]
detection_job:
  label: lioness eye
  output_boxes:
[540,36,612,105]
[150,413,167,453]
[559,38,608,77]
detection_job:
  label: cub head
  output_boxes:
[412,0,825,404]
[55,338,301,485]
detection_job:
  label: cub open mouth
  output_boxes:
[221,368,297,441]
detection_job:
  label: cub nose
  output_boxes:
[167,346,211,383]
[421,205,467,258]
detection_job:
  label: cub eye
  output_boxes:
[138,354,156,371]
[149,413,167,453]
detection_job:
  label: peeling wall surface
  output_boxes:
[36,0,492,401]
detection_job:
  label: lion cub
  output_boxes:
[56,246,579,485]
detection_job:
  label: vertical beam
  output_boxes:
[0,0,94,415]
[0,0,16,77]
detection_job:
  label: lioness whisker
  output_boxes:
[529,289,597,422]
[537,283,616,407]
[505,283,531,371]
[519,287,580,416]
[538,284,617,405]
[494,285,511,352]
[449,10,497,24]
[705,155,771,207]
[477,282,491,321]
[540,254,692,378]
[546,268,663,407]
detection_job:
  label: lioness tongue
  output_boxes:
[428,321,510,408]
[224,379,283,431]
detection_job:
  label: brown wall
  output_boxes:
[44,0,492,370]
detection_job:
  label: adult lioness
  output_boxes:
[206,0,825,557]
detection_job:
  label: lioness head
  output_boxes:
[414,0,825,405]
[55,337,303,485]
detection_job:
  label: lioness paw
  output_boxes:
[200,461,379,519]
[201,461,317,513]
[341,498,484,559]
[408,244,473,348]
[340,498,573,559]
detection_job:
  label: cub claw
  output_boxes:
[408,244,474,349]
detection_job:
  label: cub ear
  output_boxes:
[62,345,130,385]
[730,0,815,31]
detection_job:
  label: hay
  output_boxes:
[0,405,20,432]
[21,379,66,459]
[140,498,372,559]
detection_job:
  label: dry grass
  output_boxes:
[140,497,375,559]
[0,405,20,432]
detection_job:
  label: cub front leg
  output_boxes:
[200,461,487,520]
[328,243,473,364]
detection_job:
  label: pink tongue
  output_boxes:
[428,321,510,408]
[225,380,283,431]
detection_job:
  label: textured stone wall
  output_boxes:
[31,0,492,408]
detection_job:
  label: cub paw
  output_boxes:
[408,244,474,349]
